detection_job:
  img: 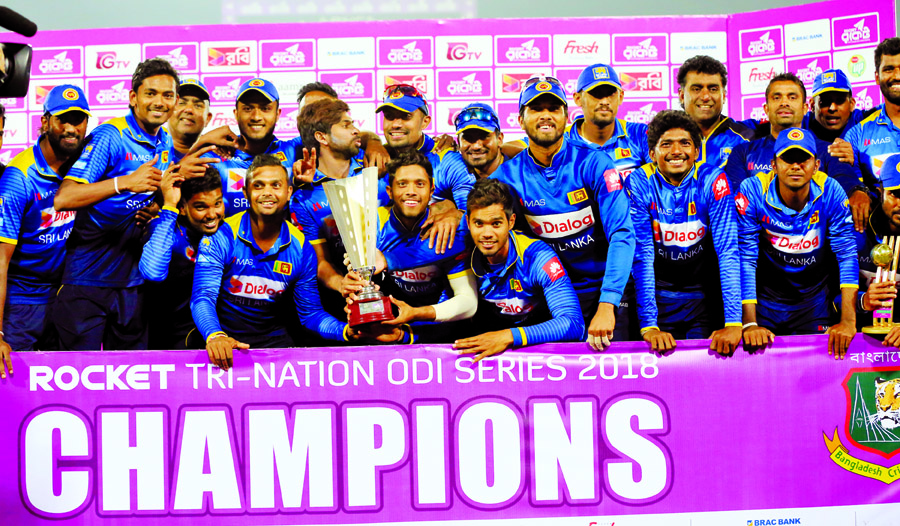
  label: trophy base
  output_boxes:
[349,295,395,327]
[862,325,894,335]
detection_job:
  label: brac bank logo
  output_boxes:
[496,36,550,65]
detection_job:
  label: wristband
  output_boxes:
[742,322,758,330]
[113,176,121,194]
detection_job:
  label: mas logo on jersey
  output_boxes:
[510,278,523,292]
[542,257,565,282]
[822,367,900,485]
[567,188,588,205]
[274,261,293,275]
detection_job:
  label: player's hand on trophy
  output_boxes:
[709,325,742,356]
[641,328,676,354]
[454,330,514,363]
[863,280,897,310]
[342,251,386,275]
[342,270,372,299]
[382,296,429,325]
[883,325,900,348]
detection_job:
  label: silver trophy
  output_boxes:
[322,167,394,326]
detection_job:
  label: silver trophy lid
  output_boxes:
[322,166,379,270]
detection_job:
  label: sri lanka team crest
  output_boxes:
[787,128,805,141]
[62,88,79,100]
[823,367,900,483]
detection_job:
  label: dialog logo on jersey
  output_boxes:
[833,14,878,47]
[739,27,783,61]
[392,265,439,283]
[542,257,566,282]
[226,275,286,300]
[378,38,432,67]
[766,228,820,254]
[613,34,667,63]
[38,208,76,231]
[525,207,594,239]
[438,70,491,98]
[488,296,534,315]
[495,36,550,65]
[320,72,374,99]
[33,48,82,76]
[89,79,130,106]
[145,44,198,71]
[261,41,314,69]
[657,219,707,248]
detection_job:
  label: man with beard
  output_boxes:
[677,55,756,168]
[724,73,865,229]
[490,76,635,351]
[140,166,224,350]
[629,110,741,354]
[53,58,176,351]
[454,103,507,179]
[168,79,213,162]
[0,86,89,371]
[192,154,347,369]
[846,38,900,193]
[737,129,858,359]
[803,69,872,144]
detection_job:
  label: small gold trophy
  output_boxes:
[862,236,900,334]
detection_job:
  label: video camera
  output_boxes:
[0,7,36,98]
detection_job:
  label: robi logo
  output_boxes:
[525,208,595,239]
[96,52,131,70]
[447,42,482,61]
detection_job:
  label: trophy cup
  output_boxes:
[322,167,395,327]
[862,236,900,335]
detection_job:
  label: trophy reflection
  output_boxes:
[862,236,900,335]
[323,167,395,327]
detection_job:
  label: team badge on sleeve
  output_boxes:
[542,257,565,282]
[735,193,749,215]
[602,168,622,192]
[713,172,731,200]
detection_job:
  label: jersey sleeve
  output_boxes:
[736,179,762,303]
[65,126,121,184]
[434,152,476,210]
[627,170,659,331]
[825,181,861,290]
[190,226,232,341]
[513,246,586,346]
[723,141,750,193]
[290,196,325,244]
[843,122,878,192]
[706,170,742,326]
[293,238,346,341]
[139,207,178,281]
[588,154,636,306]
[0,166,30,245]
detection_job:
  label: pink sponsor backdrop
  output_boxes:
[0,0,893,163]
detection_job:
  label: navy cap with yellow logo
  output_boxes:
[812,69,852,98]
[179,78,210,101]
[576,63,622,93]
[43,85,91,116]
[518,76,568,109]
[237,78,280,103]
[774,128,817,159]
[881,153,900,191]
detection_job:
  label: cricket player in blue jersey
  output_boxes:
[490,76,635,351]
[140,166,224,349]
[0,85,90,372]
[725,73,867,230]
[630,110,742,354]
[802,69,872,144]
[846,38,900,194]
[737,128,858,358]
[343,152,478,344]
[192,154,346,368]
[454,178,585,362]
[54,58,177,351]
[677,55,756,168]
[453,103,508,180]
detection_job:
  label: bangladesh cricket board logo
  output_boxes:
[824,367,900,483]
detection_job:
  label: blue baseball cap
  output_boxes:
[812,69,852,98]
[774,128,817,159]
[455,103,500,134]
[237,78,279,103]
[576,63,622,93]
[376,84,428,115]
[178,78,210,100]
[518,76,568,108]
[881,153,900,191]
[43,85,91,116]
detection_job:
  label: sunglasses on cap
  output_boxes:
[383,83,425,100]
[454,106,500,130]
[523,76,562,88]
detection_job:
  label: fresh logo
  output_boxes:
[562,40,601,55]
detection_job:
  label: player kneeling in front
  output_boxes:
[191,154,347,368]
[454,179,585,362]
[737,128,858,358]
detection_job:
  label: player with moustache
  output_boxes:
[192,154,348,369]
[139,166,224,350]
[490,76,635,351]
[803,69,873,144]
[453,103,508,180]
[53,58,176,351]
[0,86,90,375]
[629,110,742,354]
[737,129,858,359]
[453,178,585,362]
[343,152,478,344]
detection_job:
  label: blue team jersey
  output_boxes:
[801,108,868,141]
[699,116,756,168]
[410,134,475,210]
[629,162,742,330]
[139,207,206,340]
[191,211,345,342]
[63,112,173,287]
[736,170,858,306]
[724,132,863,195]
[0,144,76,303]
[376,206,471,306]
[565,117,651,181]
[214,135,304,216]
[490,138,636,306]
[845,107,900,190]
[470,231,585,346]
